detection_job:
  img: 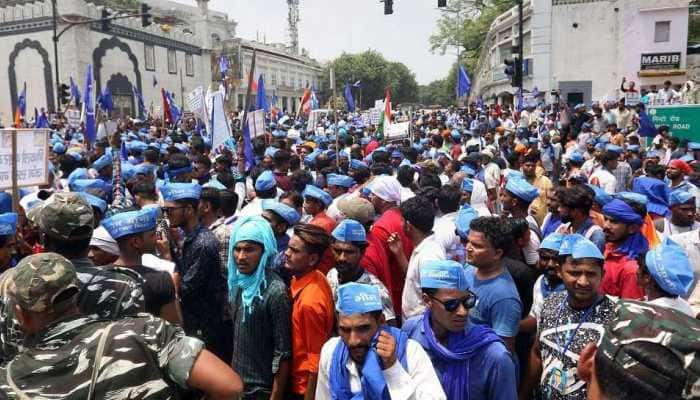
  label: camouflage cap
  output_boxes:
[8,252,79,313]
[36,192,94,240]
[598,300,700,399]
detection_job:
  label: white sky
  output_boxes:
[172,0,454,84]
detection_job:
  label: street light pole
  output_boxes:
[52,0,61,113]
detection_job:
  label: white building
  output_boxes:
[471,0,690,106]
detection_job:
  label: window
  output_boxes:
[185,53,194,76]
[654,21,670,43]
[298,77,303,89]
[167,49,177,74]
[271,69,277,85]
[144,45,155,71]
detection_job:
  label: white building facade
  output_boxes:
[471,0,690,106]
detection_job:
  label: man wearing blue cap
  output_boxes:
[262,200,300,254]
[501,177,542,266]
[637,238,695,317]
[102,208,180,325]
[165,153,194,183]
[557,185,606,251]
[327,219,396,326]
[162,183,231,362]
[302,184,337,237]
[521,151,552,226]
[316,283,446,399]
[520,237,616,400]
[403,259,517,400]
[663,190,700,238]
[0,213,17,271]
[589,150,619,194]
[239,170,279,218]
[326,173,356,221]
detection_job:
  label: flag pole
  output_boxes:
[238,48,257,175]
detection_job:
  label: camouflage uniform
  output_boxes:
[598,300,700,400]
[0,193,145,362]
[0,253,203,399]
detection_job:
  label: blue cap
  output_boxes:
[262,200,300,226]
[203,179,226,190]
[680,154,695,163]
[302,184,333,207]
[336,282,383,315]
[332,219,366,243]
[161,183,202,201]
[128,140,148,153]
[598,136,610,144]
[93,152,112,171]
[586,183,613,206]
[571,237,604,260]
[121,163,136,181]
[264,147,279,158]
[327,174,355,188]
[391,151,402,158]
[689,142,700,151]
[67,168,89,184]
[669,189,695,207]
[135,163,157,176]
[52,142,66,154]
[455,206,479,240]
[558,234,585,256]
[606,144,624,154]
[594,143,606,151]
[460,165,476,177]
[272,129,287,138]
[632,176,669,216]
[0,193,10,214]
[505,170,524,181]
[79,192,107,214]
[627,145,640,153]
[461,178,474,193]
[646,150,662,159]
[360,137,371,146]
[304,150,322,167]
[102,208,158,240]
[569,151,585,163]
[505,177,540,204]
[70,179,110,194]
[645,238,694,296]
[255,170,277,191]
[0,213,18,236]
[586,138,597,146]
[540,232,565,252]
[420,260,469,291]
[616,191,649,206]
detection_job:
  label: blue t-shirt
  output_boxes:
[402,315,518,400]
[465,266,522,337]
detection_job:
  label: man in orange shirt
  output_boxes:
[285,223,335,399]
[302,184,336,274]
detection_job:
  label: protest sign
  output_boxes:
[247,109,265,138]
[625,92,641,106]
[385,121,410,139]
[65,108,80,128]
[0,129,49,191]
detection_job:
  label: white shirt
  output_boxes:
[142,254,175,274]
[670,229,700,317]
[432,211,461,261]
[238,197,265,218]
[589,169,617,194]
[402,235,446,320]
[470,179,492,217]
[662,219,700,239]
[529,275,547,323]
[648,297,695,317]
[400,186,416,203]
[524,215,541,265]
[316,337,447,400]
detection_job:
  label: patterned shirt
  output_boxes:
[230,269,292,397]
[326,268,396,322]
[537,292,616,400]
[210,217,233,274]
[0,257,145,363]
[176,224,229,354]
[0,314,203,399]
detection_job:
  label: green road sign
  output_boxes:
[648,105,700,142]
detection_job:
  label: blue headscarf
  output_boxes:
[226,216,278,316]
[602,199,649,258]
[329,326,409,400]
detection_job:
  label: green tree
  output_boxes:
[320,50,419,110]
[418,79,453,106]
[691,0,700,46]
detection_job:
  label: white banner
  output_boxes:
[0,129,49,190]
[247,110,265,138]
[385,121,410,139]
[186,86,206,118]
[65,108,80,129]
[210,91,231,150]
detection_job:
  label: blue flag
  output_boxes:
[97,87,114,113]
[166,91,181,124]
[242,114,255,171]
[638,104,657,137]
[344,83,355,112]
[219,55,230,80]
[311,87,319,110]
[36,109,49,128]
[132,86,146,119]
[457,66,471,98]
[271,91,279,107]
[84,65,96,144]
[69,77,81,104]
[256,74,269,112]
[17,82,27,117]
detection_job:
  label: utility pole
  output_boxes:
[517,0,524,99]
[52,0,60,113]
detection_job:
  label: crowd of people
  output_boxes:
[0,94,697,400]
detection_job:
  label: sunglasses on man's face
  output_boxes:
[430,292,477,313]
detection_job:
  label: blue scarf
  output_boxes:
[329,326,409,400]
[541,215,562,238]
[421,312,503,400]
[226,216,278,317]
[614,231,649,259]
[540,275,565,298]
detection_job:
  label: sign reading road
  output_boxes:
[648,105,700,142]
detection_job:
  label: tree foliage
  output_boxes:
[691,0,700,46]
[320,50,419,109]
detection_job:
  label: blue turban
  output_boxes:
[631,177,670,217]
[0,213,18,236]
[540,232,565,252]
[603,199,643,225]
[332,219,366,243]
[303,184,333,207]
[262,200,300,226]
[336,283,383,316]
[505,177,540,204]
[420,260,469,291]
[128,140,148,153]
[227,216,278,316]
[102,207,158,240]
[161,183,202,201]
[586,184,613,206]
[645,238,694,296]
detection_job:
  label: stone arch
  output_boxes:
[8,39,54,113]
[93,36,142,101]
[105,73,134,118]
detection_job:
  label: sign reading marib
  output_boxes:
[0,129,49,190]
[640,52,681,70]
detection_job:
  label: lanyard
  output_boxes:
[553,296,600,358]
